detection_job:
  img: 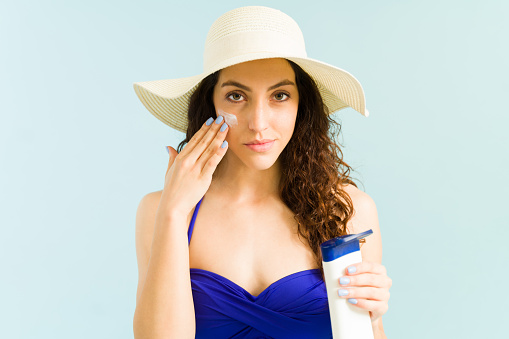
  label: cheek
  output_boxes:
[276,112,297,133]
[217,108,238,127]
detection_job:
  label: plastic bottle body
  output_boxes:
[323,250,374,339]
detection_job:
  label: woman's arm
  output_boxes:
[339,186,392,338]
[133,192,196,339]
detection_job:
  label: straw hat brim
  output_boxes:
[133,54,369,133]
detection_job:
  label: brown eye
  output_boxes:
[274,92,289,101]
[228,93,244,101]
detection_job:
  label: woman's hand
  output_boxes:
[159,116,229,220]
[337,261,392,324]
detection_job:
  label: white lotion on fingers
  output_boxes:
[217,109,238,127]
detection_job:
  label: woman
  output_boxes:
[133,6,392,339]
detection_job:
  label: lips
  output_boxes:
[245,139,274,145]
[245,140,275,152]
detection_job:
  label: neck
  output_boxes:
[210,151,282,204]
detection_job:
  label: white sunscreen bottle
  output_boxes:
[320,229,374,339]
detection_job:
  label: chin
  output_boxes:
[229,146,282,171]
[245,157,279,171]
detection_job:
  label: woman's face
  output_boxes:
[212,58,299,171]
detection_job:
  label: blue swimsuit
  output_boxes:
[187,197,333,338]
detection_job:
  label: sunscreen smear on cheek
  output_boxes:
[217,109,238,127]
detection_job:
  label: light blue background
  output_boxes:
[1,0,507,338]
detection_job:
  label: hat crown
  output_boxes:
[203,6,307,72]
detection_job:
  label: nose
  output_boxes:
[247,98,270,133]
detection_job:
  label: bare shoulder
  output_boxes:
[341,184,377,218]
[141,190,164,208]
[135,190,164,234]
[339,183,383,264]
[140,189,164,206]
[134,190,164,262]
[135,189,194,245]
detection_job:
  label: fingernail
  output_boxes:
[206,117,214,126]
[215,115,224,124]
[338,289,349,296]
[348,298,358,304]
[339,277,350,285]
[220,123,228,132]
[166,146,169,153]
[348,266,356,274]
[221,140,228,148]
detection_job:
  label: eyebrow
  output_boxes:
[220,79,296,92]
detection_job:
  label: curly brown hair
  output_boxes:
[177,59,364,280]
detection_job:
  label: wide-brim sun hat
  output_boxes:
[133,6,369,133]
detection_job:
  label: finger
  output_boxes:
[197,122,229,173]
[185,116,226,165]
[201,139,228,178]
[346,298,388,315]
[166,146,178,172]
[337,286,389,302]
[339,273,389,288]
[178,117,216,158]
[345,262,387,276]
